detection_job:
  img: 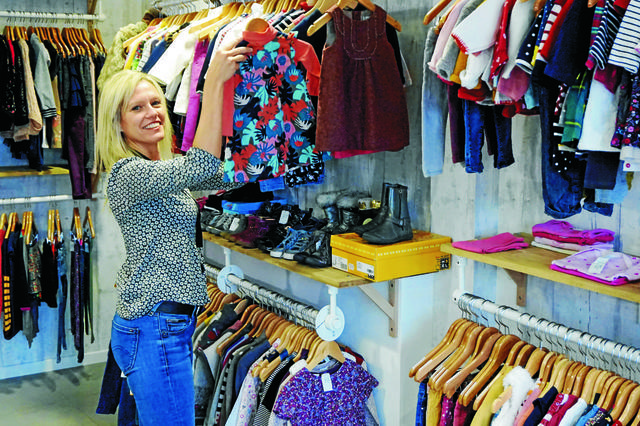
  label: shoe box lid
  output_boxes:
[330,230,452,281]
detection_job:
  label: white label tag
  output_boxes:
[279,210,290,225]
[357,261,375,279]
[332,254,348,271]
[588,255,612,275]
[321,373,333,392]
[230,217,241,230]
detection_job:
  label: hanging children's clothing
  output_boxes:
[315,5,410,155]
[221,23,321,184]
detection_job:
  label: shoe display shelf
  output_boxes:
[203,231,371,288]
[203,230,442,337]
[0,166,69,178]
[441,233,640,307]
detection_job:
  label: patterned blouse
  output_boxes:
[221,24,321,183]
[107,147,238,319]
[273,358,378,426]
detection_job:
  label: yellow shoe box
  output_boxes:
[330,230,452,282]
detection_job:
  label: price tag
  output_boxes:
[230,217,241,231]
[321,373,333,392]
[588,254,614,275]
[279,210,290,225]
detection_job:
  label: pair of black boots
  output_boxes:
[353,183,413,245]
[316,190,367,235]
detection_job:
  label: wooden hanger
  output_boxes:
[84,206,96,238]
[570,364,591,397]
[598,375,627,411]
[430,323,485,391]
[413,319,473,382]
[538,351,558,384]
[442,327,501,399]
[0,212,7,232]
[307,0,402,36]
[198,2,243,40]
[255,323,295,380]
[609,380,636,419]
[458,334,520,407]
[423,0,457,25]
[523,347,548,377]
[73,207,83,238]
[619,383,640,426]
[47,209,54,242]
[306,339,345,371]
[188,3,231,33]
[409,318,466,378]
[55,209,62,241]
[561,361,582,394]
[24,211,34,244]
[473,339,527,410]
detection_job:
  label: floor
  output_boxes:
[0,362,116,425]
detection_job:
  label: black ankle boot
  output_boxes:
[304,230,332,267]
[316,191,341,234]
[328,191,363,234]
[353,182,393,236]
[362,184,413,244]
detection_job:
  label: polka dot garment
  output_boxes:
[107,148,241,320]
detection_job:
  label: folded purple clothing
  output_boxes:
[550,248,640,285]
[532,220,615,245]
[451,232,529,254]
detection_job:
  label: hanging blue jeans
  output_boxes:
[463,101,514,173]
[111,305,197,426]
[534,83,584,218]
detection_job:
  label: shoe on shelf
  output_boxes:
[235,217,275,248]
[270,228,304,259]
[353,182,393,236]
[362,184,413,245]
[282,229,314,260]
[255,223,289,253]
[303,230,332,268]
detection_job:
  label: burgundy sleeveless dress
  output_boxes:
[315,5,410,153]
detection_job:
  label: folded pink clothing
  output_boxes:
[550,248,640,285]
[532,220,615,245]
[451,232,529,254]
[534,236,614,252]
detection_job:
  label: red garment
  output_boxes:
[316,5,409,153]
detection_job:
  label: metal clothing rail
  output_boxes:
[0,11,105,21]
[454,290,640,381]
[153,0,218,15]
[0,195,95,206]
[204,263,319,330]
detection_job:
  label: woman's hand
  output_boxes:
[205,36,252,87]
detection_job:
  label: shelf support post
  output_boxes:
[505,269,527,307]
[358,279,399,337]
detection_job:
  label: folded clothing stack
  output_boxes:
[531,220,615,254]
[451,232,529,254]
[550,248,640,286]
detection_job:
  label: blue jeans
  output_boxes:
[464,101,514,173]
[535,83,584,218]
[111,304,197,426]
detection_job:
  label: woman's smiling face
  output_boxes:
[120,80,166,160]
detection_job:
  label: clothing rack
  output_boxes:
[204,263,319,330]
[454,291,640,382]
[152,0,217,16]
[0,195,95,206]
[0,11,105,21]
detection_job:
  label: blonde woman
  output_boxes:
[95,37,250,425]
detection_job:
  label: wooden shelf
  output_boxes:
[203,232,372,288]
[441,241,640,304]
[0,166,69,178]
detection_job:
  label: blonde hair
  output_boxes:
[95,70,173,173]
